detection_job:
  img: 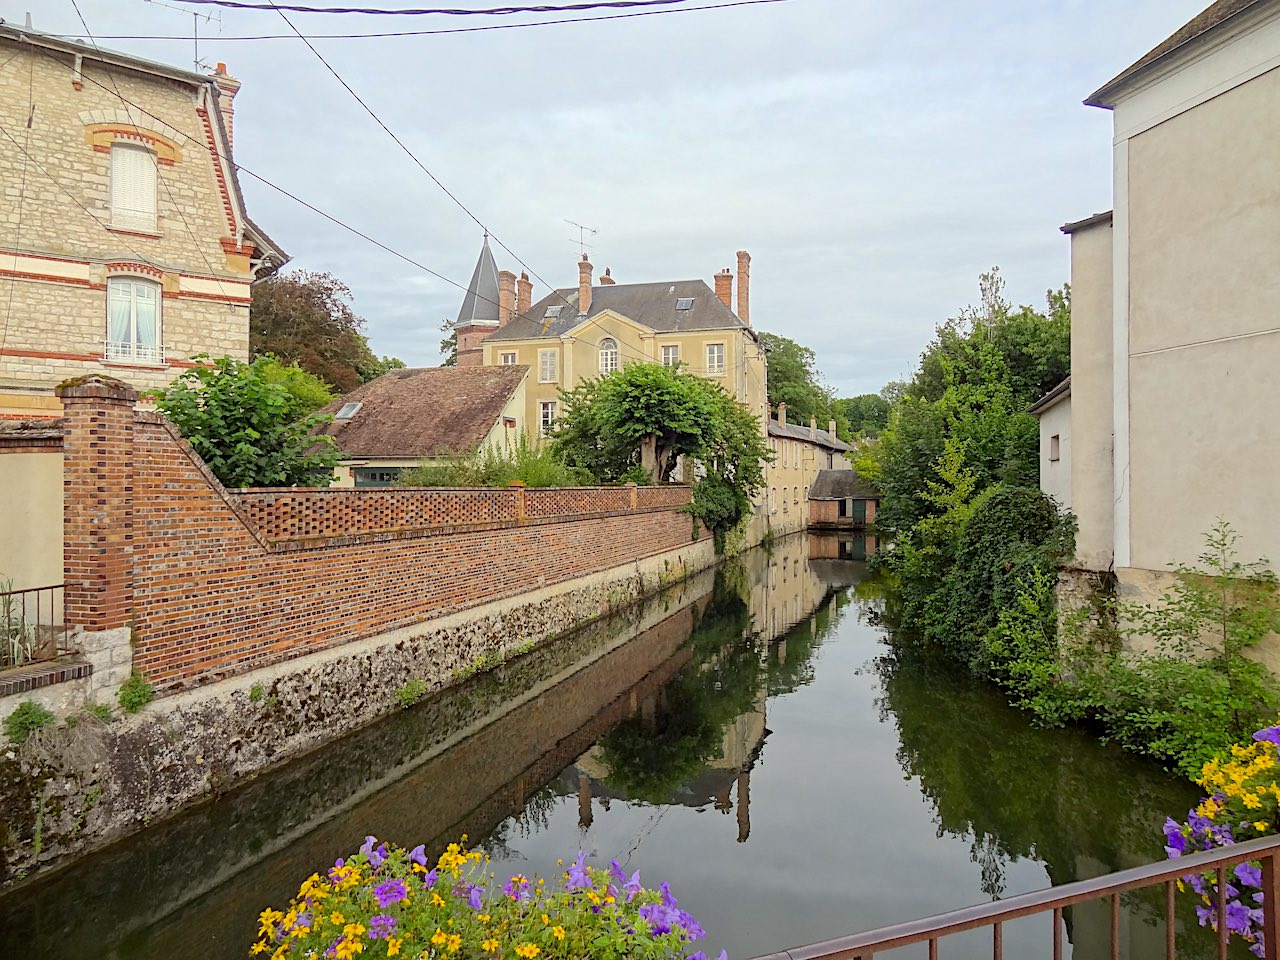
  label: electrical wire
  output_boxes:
[40,1,791,42]
[0,54,35,357]
[167,0,691,14]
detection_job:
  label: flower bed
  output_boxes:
[252,836,725,960]
[1163,723,1280,957]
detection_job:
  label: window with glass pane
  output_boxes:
[598,338,619,374]
[110,144,157,231]
[539,401,556,434]
[706,342,725,374]
[106,277,163,363]
[500,352,517,365]
[539,349,558,383]
[661,344,679,366]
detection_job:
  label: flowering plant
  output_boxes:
[1163,722,1280,956]
[251,836,726,960]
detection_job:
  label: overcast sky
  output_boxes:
[8,0,1207,395]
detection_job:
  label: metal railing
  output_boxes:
[104,340,166,365]
[0,583,70,668]
[752,834,1280,960]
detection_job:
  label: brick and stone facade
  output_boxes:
[0,25,284,418]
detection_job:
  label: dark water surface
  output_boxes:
[0,534,1217,959]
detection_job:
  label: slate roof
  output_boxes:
[768,419,854,454]
[808,469,878,500]
[456,237,501,327]
[1086,0,1268,106]
[1029,376,1072,415]
[313,366,527,458]
[484,279,749,342]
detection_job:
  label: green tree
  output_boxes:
[758,332,849,439]
[258,357,334,414]
[250,270,404,392]
[438,317,458,367]
[834,393,890,438]
[150,355,340,488]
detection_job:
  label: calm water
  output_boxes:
[0,533,1222,959]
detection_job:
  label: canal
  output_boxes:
[0,533,1219,959]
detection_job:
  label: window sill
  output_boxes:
[103,356,168,370]
[107,225,162,239]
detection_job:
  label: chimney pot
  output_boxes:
[735,250,751,327]
[578,255,593,315]
[600,267,616,285]
[517,271,532,316]
[714,268,733,309]
[777,401,787,425]
[809,415,817,438]
[498,269,516,326]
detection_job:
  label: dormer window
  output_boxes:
[599,337,619,374]
[110,144,157,232]
[675,298,694,310]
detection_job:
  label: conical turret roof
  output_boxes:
[455,235,501,326]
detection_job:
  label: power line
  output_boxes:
[167,0,690,13]
[0,54,35,357]
[42,0,791,41]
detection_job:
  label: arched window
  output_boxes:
[106,274,162,363]
[598,337,619,373]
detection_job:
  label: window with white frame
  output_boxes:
[500,352,517,365]
[538,348,558,383]
[539,400,557,434]
[706,342,725,375]
[661,344,679,367]
[110,144,157,232]
[599,337,619,374]
[105,276,163,363]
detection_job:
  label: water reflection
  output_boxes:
[0,535,1221,960]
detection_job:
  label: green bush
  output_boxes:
[117,672,155,714]
[395,678,429,709]
[399,433,589,489]
[3,701,55,744]
[83,701,113,723]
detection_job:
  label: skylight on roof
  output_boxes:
[675,298,694,310]
[544,305,563,319]
[336,402,362,420]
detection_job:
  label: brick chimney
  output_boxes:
[809,414,817,438]
[517,271,532,315]
[777,401,787,425]
[714,268,733,309]
[600,267,616,285]
[578,255,593,314]
[212,63,241,152]
[498,269,516,326]
[735,250,751,326]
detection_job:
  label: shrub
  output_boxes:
[3,701,55,745]
[83,701,113,723]
[249,682,266,703]
[399,434,589,489]
[251,836,721,960]
[395,678,429,709]
[117,672,155,714]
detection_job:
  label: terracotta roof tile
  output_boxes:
[314,366,527,459]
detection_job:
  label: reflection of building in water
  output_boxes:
[566,534,862,842]
[808,531,878,562]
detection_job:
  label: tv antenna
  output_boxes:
[565,219,598,258]
[143,0,223,72]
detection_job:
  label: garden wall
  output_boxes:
[56,376,705,693]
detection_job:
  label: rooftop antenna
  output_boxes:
[564,219,598,258]
[142,0,222,71]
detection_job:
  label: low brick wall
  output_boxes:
[53,378,701,693]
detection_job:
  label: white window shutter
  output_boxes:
[111,145,156,231]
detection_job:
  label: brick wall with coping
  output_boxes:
[55,376,700,693]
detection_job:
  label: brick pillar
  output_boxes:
[517,272,532,316]
[498,269,517,326]
[714,268,733,309]
[735,250,751,326]
[56,375,138,631]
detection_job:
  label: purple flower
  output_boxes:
[1196,903,1215,928]
[639,902,673,936]
[360,835,389,869]
[1236,862,1263,888]
[1252,726,1280,745]
[1227,901,1253,935]
[610,860,626,884]
[504,875,531,903]
[623,870,642,902]
[291,912,313,933]
[1251,942,1266,958]
[409,845,428,868]
[1163,818,1187,858]
[369,915,397,940]
[423,868,438,889]
[373,878,409,909]
[567,851,592,891]
[468,885,485,911]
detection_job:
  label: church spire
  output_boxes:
[455,234,501,327]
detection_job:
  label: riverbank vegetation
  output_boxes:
[863,269,1280,778]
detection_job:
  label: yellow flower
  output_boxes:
[514,944,540,959]
[432,929,449,947]
[271,947,290,960]
[334,939,364,960]
[258,908,284,938]
[387,940,403,958]
[587,892,601,905]
[478,915,491,924]
[330,912,346,926]
[552,926,566,942]
[1243,792,1263,810]
[1257,821,1270,832]
[431,893,446,908]
[251,942,270,956]
[541,914,550,926]
[447,934,462,952]
[482,939,500,953]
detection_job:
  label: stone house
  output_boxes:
[1030,375,1071,510]
[314,365,529,487]
[0,22,285,418]
[1052,0,1280,602]
[765,401,854,536]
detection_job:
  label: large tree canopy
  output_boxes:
[250,270,404,392]
[758,331,849,439]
